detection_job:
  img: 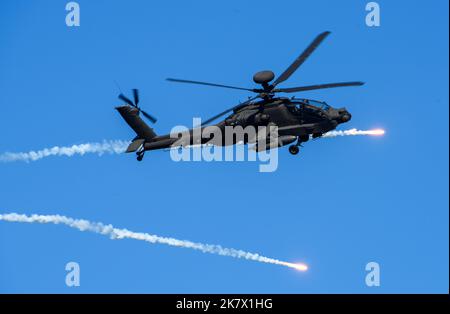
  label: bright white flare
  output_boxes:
[0,213,307,271]
[0,140,129,163]
[322,128,385,138]
[284,262,308,271]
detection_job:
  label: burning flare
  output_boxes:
[284,262,308,271]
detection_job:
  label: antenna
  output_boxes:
[114,79,123,94]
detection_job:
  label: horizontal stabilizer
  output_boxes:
[126,139,145,153]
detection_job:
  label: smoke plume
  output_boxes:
[0,140,129,163]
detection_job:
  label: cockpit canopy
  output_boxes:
[293,98,331,111]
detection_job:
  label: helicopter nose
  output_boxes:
[339,109,351,123]
[341,113,351,122]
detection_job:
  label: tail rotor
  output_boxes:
[118,89,157,124]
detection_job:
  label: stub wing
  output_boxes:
[277,124,315,136]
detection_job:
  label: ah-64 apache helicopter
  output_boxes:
[116,31,364,161]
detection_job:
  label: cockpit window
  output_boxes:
[321,103,330,111]
[290,99,330,113]
[308,99,330,111]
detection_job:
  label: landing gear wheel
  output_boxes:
[289,145,299,155]
[136,153,144,161]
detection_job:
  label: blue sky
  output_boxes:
[0,0,448,293]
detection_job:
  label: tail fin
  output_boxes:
[116,106,157,152]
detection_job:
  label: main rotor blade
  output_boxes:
[201,96,259,126]
[140,109,157,124]
[132,89,139,106]
[166,78,255,92]
[118,93,135,107]
[274,81,365,93]
[272,31,331,87]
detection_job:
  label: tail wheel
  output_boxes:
[289,145,299,155]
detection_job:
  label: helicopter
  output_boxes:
[116,31,364,161]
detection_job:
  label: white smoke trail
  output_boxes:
[0,140,129,163]
[322,128,385,138]
[0,213,307,271]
